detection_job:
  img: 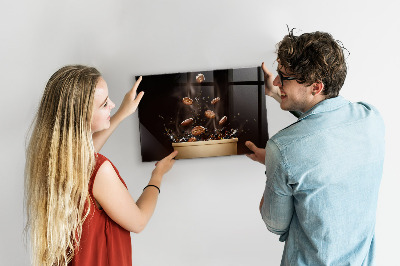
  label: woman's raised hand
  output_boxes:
[116,76,145,119]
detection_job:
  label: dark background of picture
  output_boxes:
[136,66,269,162]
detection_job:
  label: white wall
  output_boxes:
[1,0,399,265]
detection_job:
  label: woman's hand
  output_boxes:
[115,76,145,120]
[92,77,145,152]
[152,150,178,178]
[262,62,281,103]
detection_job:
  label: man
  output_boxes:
[246,31,385,265]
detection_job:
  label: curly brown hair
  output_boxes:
[277,30,348,98]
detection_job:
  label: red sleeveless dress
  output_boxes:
[69,153,132,266]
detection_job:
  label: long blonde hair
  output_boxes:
[25,65,101,265]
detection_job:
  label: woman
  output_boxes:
[25,65,177,265]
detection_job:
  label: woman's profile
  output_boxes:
[25,65,177,265]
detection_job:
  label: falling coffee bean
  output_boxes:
[205,110,215,119]
[211,97,220,105]
[219,116,227,126]
[196,73,205,83]
[181,118,194,126]
[191,126,205,136]
[182,97,193,105]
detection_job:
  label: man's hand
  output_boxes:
[245,141,266,165]
[262,62,281,103]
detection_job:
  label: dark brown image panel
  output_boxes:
[136,66,269,162]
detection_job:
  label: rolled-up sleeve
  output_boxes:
[260,140,294,241]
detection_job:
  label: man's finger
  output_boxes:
[245,141,258,152]
[261,62,272,77]
[246,153,256,161]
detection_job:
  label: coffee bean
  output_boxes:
[211,97,220,105]
[196,73,205,83]
[219,116,227,125]
[182,97,193,105]
[205,110,216,119]
[181,118,194,126]
[191,126,205,136]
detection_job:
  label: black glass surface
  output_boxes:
[136,66,269,162]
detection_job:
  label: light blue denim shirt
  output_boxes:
[261,96,385,266]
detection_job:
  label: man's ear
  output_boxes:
[312,82,324,96]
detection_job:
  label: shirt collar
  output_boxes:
[298,95,350,121]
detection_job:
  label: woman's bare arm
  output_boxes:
[93,151,178,233]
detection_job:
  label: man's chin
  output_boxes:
[279,103,290,111]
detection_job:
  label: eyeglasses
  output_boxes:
[277,70,297,86]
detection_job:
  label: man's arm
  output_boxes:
[260,140,294,240]
[93,77,144,152]
[260,184,293,238]
[245,139,294,239]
